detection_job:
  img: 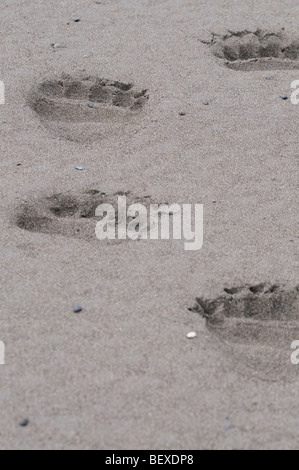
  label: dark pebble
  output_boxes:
[281,95,288,100]
[179,112,186,116]
[20,419,29,427]
[88,103,94,108]
[74,306,83,313]
[74,18,81,22]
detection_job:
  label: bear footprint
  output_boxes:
[14,190,156,241]
[28,74,149,142]
[193,283,299,382]
[203,29,299,71]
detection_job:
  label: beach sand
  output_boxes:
[0,0,298,449]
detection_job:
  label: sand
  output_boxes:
[0,0,298,450]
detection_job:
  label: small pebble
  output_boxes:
[73,305,83,313]
[187,331,197,339]
[203,101,210,106]
[281,95,288,100]
[73,18,81,22]
[266,76,273,80]
[88,103,94,108]
[76,166,83,171]
[20,419,29,427]
[179,112,186,116]
[224,424,235,432]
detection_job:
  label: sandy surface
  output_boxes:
[0,0,298,450]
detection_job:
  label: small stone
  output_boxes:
[187,331,197,339]
[281,95,288,100]
[74,18,81,22]
[76,166,83,171]
[266,76,273,80]
[74,306,83,313]
[224,424,235,432]
[51,43,67,51]
[212,200,217,204]
[20,419,29,427]
[179,112,186,116]
[203,101,210,106]
[87,103,94,108]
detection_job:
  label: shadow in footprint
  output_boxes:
[203,29,299,71]
[28,74,149,142]
[193,283,299,382]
